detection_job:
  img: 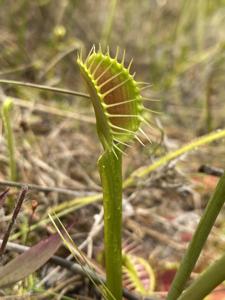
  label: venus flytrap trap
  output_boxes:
[122,253,156,296]
[77,45,152,300]
[77,46,147,154]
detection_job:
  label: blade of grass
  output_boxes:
[0,179,95,197]
[48,213,115,300]
[123,128,225,188]
[0,79,90,99]
[101,0,118,50]
[1,98,17,183]
[178,251,225,300]
[167,171,225,300]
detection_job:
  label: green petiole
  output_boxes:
[98,149,122,300]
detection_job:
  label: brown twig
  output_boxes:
[0,188,10,208]
[0,186,28,257]
[198,165,223,177]
[0,179,96,197]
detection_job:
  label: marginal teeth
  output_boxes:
[127,58,133,71]
[139,128,152,144]
[113,138,132,148]
[142,97,160,102]
[115,46,120,60]
[121,49,126,65]
[113,142,127,155]
[88,55,99,72]
[109,123,135,134]
[135,135,145,146]
[85,44,95,65]
[140,84,152,91]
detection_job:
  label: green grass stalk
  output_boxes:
[167,171,225,300]
[124,128,225,188]
[178,249,225,300]
[0,79,90,99]
[101,0,117,50]
[98,149,122,300]
[1,98,17,182]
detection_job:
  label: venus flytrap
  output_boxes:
[122,253,156,295]
[1,47,225,300]
[77,46,150,300]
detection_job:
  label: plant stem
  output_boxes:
[167,171,225,300]
[98,149,122,300]
[178,251,225,300]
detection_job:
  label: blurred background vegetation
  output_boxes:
[1,0,225,135]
